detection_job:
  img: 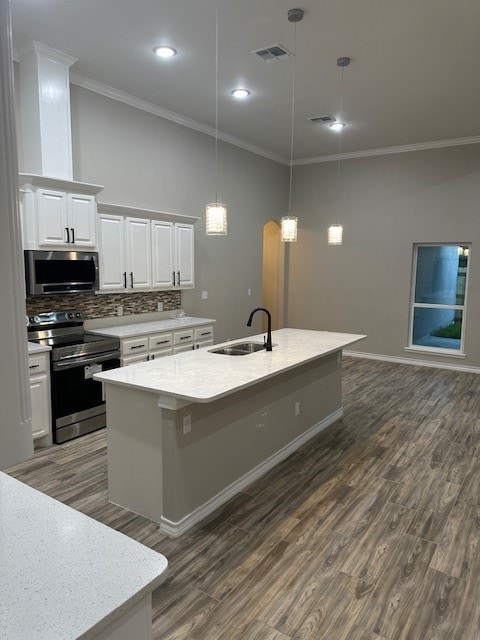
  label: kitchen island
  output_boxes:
[95,328,365,536]
[0,472,167,640]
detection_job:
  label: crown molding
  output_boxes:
[293,135,480,165]
[69,73,288,165]
[15,41,77,67]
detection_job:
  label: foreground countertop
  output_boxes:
[87,316,216,339]
[27,342,51,354]
[0,472,168,640]
[95,328,366,403]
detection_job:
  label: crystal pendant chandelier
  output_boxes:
[206,0,227,236]
[328,56,350,246]
[281,8,304,243]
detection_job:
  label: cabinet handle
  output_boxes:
[130,272,134,288]
[172,271,176,286]
[71,227,75,243]
[123,272,127,288]
[156,340,169,345]
[179,336,191,340]
[177,270,181,285]
[65,227,70,243]
[201,332,211,336]
[151,354,155,360]
[130,344,146,350]
[29,364,40,369]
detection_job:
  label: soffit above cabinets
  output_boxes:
[11,0,480,162]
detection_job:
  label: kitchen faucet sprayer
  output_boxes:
[246,307,273,351]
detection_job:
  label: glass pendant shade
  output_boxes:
[281,215,298,243]
[206,203,227,236]
[328,223,343,245]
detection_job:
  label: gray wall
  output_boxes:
[69,86,288,343]
[288,145,480,367]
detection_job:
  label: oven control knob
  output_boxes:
[68,313,75,319]
[75,312,82,318]
[34,316,41,324]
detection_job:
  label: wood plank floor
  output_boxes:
[6,357,480,639]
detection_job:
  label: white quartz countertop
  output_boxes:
[87,316,216,338]
[0,472,168,640]
[27,342,51,354]
[94,328,366,403]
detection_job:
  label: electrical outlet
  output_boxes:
[295,401,300,416]
[202,291,208,300]
[157,302,163,312]
[116,306,123,317]
[183,414,191,434]
[247,288,252,296]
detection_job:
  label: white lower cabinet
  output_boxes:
[28,353,52,445]
[120,325,214,366]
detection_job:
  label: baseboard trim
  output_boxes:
[159,407,343,538]
[344,350,480,374]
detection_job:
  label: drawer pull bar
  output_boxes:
[179,336,191,340]
[130,344,146,350]
[156,340,169,345]
[29,364,40,369]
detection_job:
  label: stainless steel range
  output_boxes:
[27,311,120,443]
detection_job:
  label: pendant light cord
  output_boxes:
[288,22,297,213]
[214,0,219,203]
[335,64,344,224]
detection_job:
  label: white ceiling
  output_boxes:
[11,0,480,162]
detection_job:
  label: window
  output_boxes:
[408,244,470,354]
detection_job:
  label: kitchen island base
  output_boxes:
[106,351,343,536]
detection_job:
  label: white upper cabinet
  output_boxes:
[175,223,194,288]
[19,175,103,250]
[97,204,198,292]
[98,213,126,290]
[125,217,152,289]
[152,220,175,288]
[36,190,96,248]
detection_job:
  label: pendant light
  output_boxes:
[206,0,227,235]
[328,56,350,246]
[281,8,304,243]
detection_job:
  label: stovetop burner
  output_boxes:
[27,310,120,361]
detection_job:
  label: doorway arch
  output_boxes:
[262,220,285,331]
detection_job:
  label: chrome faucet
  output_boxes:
[247,307,273,351]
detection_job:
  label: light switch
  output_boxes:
[183,414,191,434]
[202,291,208,300]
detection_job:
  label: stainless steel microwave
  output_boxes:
[24,250,99,295]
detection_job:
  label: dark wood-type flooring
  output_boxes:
[6,357,480,639]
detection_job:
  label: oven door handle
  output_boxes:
[52,351,121,371]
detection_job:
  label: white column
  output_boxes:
[17,41,77,180]
[0,0,34,468]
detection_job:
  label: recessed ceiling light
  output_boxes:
[330,122,345,131]
[153,46,177,59]
[231,89,251,99]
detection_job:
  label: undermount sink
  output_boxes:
[209,342,265,356]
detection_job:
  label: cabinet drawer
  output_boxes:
[173,329,194,345]
[28,353,48,375]
[122,337,149,355]
[148,333,173,350]
[122,353,149,366]
[194,326,214,341]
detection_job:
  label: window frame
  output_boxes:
[407,242,471,357]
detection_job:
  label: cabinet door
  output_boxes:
[152,220,175,288]
[175,223,194,288]
[125,217,152,289]
[30,372,50,440]
[68,194,96,248]
[98,213,126,291]
[37,188,69,247]
[122,353,149,367]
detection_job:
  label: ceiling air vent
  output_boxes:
[252,44,293,62]
[309,115,336,124]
